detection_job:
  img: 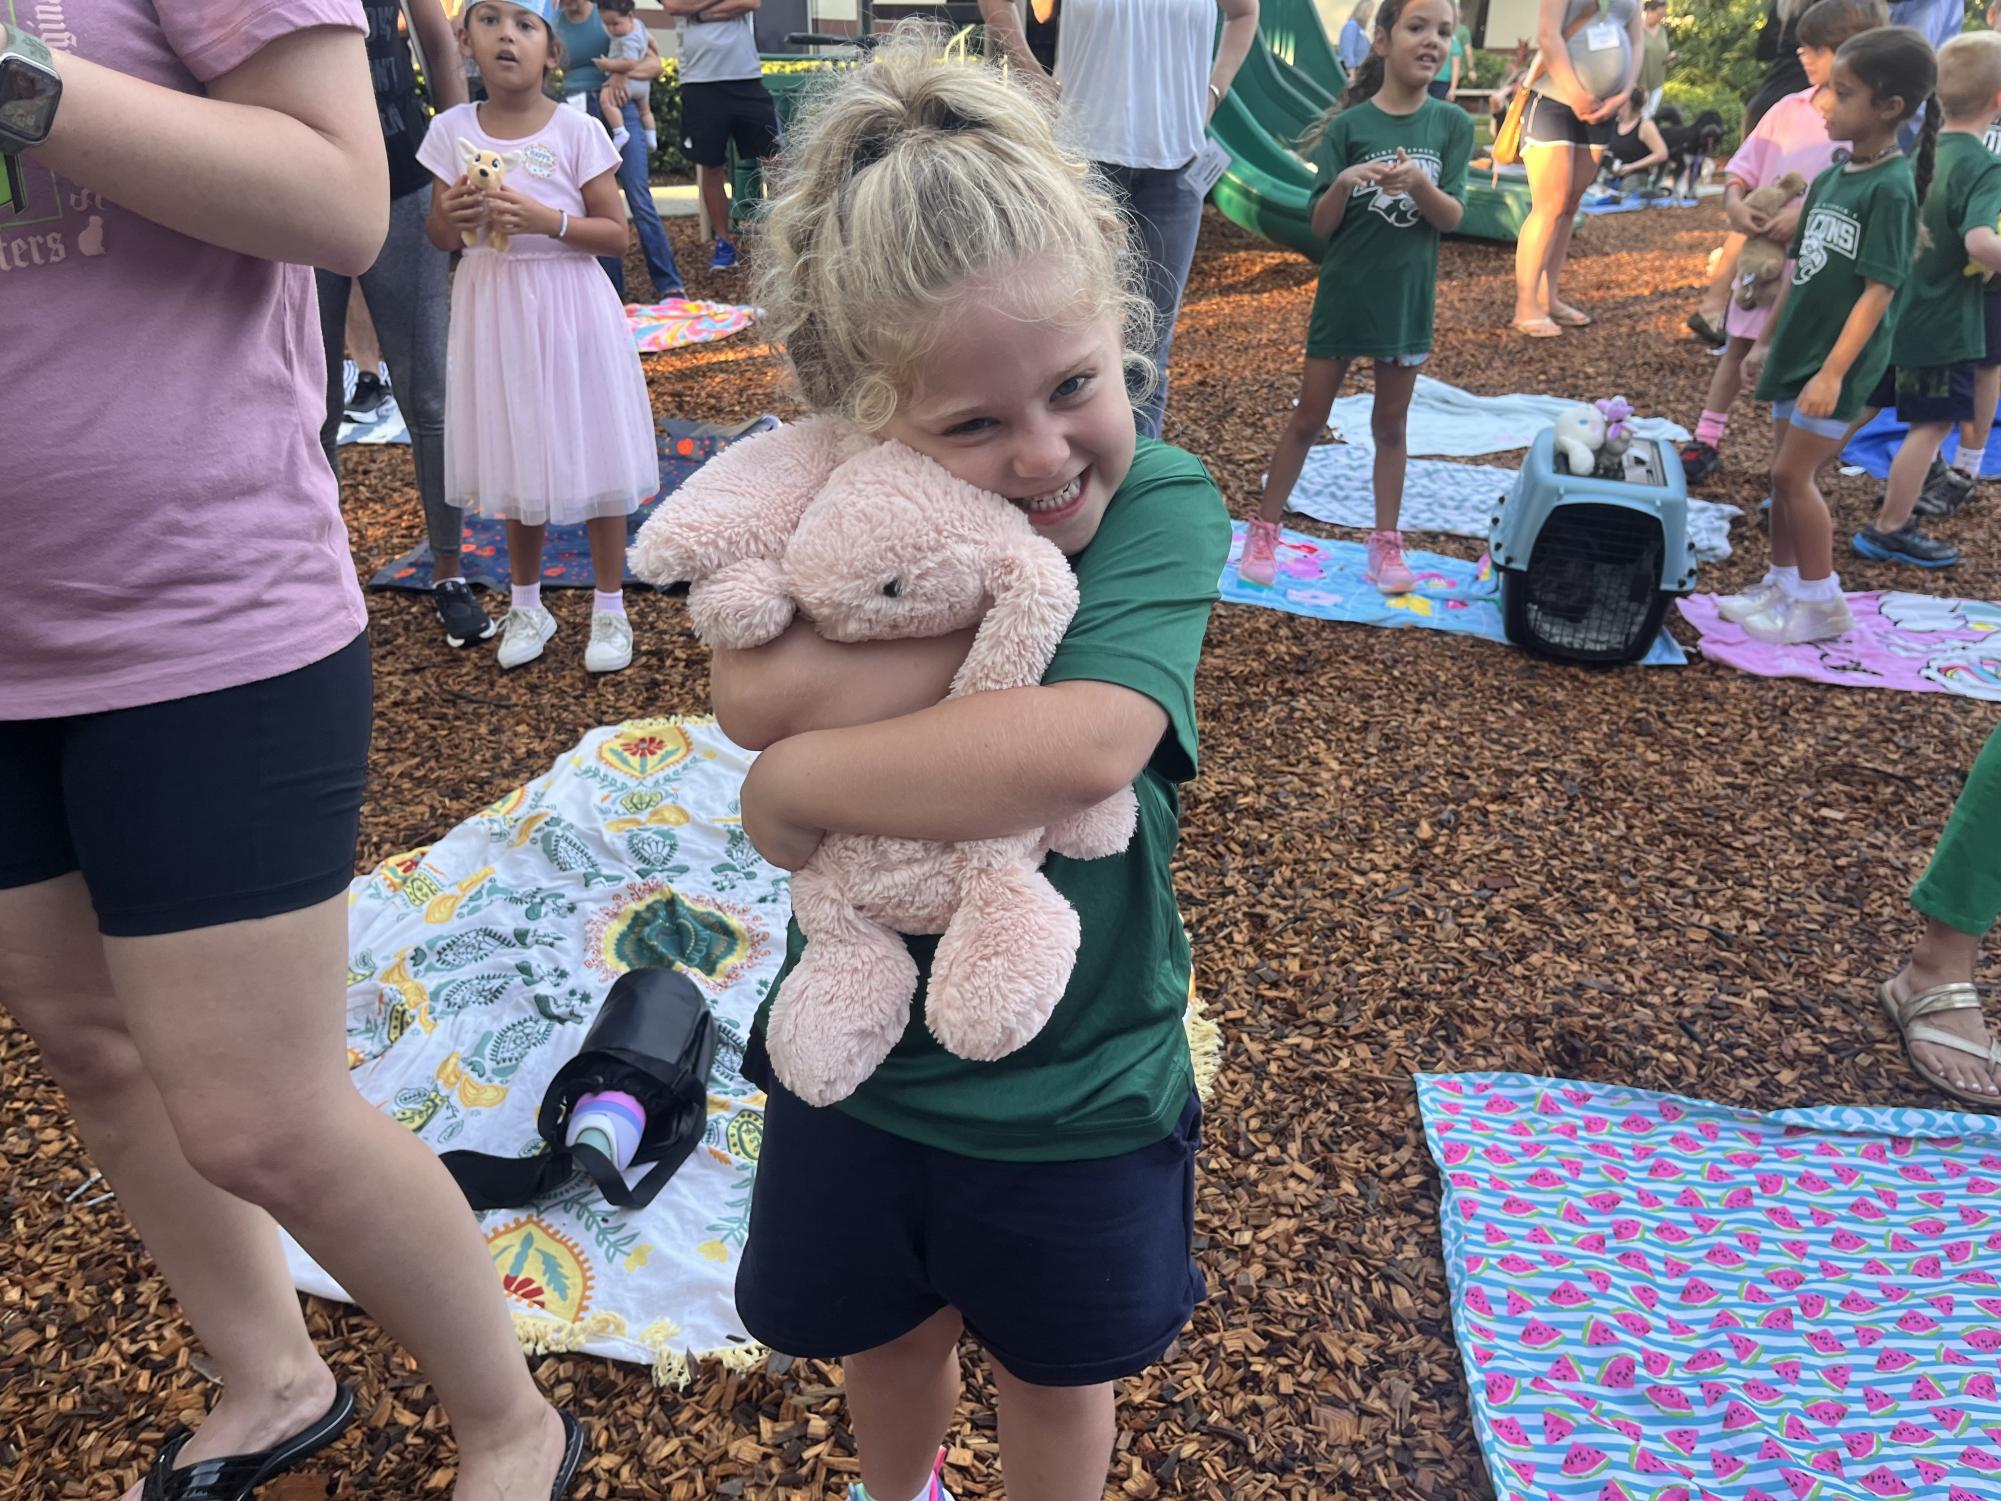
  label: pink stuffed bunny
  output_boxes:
[629,425,1137,1106]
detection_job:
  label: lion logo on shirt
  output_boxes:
[1792,204,1860,285]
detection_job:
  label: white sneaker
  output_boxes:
[496,605,557,669]
[1740,593,1855,645]
[1717,577,1786,624]
[585,611,633,673]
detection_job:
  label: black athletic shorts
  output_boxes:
[1982,288,2001,370]
[0,633,371,937]
[680,78,781,168]
[1866,363,1978,425]
[1523,89,1615,149]
[735,1050,1206,1387]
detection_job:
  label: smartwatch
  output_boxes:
[0,22,64,153]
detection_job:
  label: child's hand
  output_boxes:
[1373,149,1426,196]
[1765,201,1801,245]
[1335,161,1383,196]
[1796,371,1842,419]
[484,185,560,239]
[1728,199,1771,237]
[741,743,826,872]
[1742,340,1770,382]
[438,176,487,233]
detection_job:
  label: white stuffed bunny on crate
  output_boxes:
[628,419,1137,1107]
[1551,395,1638,478]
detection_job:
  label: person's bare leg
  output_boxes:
[1965,364,2001,458]
[585,514,627,594]
[345,283,382,375]
[1546,147,1603,323]
[104,899,566,1500]
[1697,232,1748,326]
[844,1308,963,1501]
[508,520,545,591]
[1513,144,1574,327]
[989,1363,1116,1501]
[1768,419,1798,568]
[1369,359,1422,533]
[1878,421,1952,532]
[1771,425,1844,580]
[0,876,335,1501]
[1887,920,1995,1095]
[1255,357,1350,522]
[698,163,732,247]
[1700,337,1753,428]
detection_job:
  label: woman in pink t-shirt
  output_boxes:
[0,4,580,1498]
[1676,0,1886,488]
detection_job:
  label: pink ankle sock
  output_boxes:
[1695,409,1728,448]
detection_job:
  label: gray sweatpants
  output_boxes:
[317,186,459,561]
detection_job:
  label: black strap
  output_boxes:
[439,1097,707,1212]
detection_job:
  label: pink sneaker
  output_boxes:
[1366,530,1416,594]
[1239,517,1282,585]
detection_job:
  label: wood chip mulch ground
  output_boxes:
[6,205,1999,1500]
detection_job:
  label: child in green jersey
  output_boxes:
[697,26,1231,1501]
[1239,0,1473,595]
[1846,30,2001,570]
[1743,26,1935,645]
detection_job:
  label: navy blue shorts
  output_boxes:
[0,633,371,936]
[1982,290,2001,370]
[735,1064,1205,1387]
[1866,363,1977,425]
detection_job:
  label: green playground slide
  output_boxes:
[1259,0,1350,101]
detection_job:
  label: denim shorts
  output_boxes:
[0,633,371,936]
[735,1063,1206,1387]
[1772,398,1851,441]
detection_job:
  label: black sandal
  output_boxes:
[550,1409,585,1499]
[141,1384,356,1500]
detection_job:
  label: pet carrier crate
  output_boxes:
[1488,428,1698,665]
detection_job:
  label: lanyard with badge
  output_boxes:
[1584,0,1621,55]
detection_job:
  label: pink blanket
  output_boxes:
[1678,591,2001,701]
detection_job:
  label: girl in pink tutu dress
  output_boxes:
[423,0,659,674]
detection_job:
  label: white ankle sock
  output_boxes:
[1794,572,1840,602]
[1773,564,1800,594]
[512,582,542,612]
[645,128,658,150]
[1955,445,1986,477]
[594,589,625,617]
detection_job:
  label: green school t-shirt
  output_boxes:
[1304,98,1474,360]
[747,439,1231,1162]
[1755,156,1917,421]
[1892,132,2001,367]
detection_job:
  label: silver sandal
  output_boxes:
[1879,979,2001,1108]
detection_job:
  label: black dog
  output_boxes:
[1653,106,1728,201]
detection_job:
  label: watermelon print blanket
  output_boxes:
[1419,1073,2001,1501]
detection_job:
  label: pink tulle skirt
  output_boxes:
[442,247,660,525]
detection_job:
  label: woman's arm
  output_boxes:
[1626,119,1669,176]
[740,680,1168,868]
[23,24,388,275]
[484,166,629,257]
[710,621,978,751]
[979,0,1053,81]
[1796,280,1894,417]
[1210,0,1260,119]
[411,0,468,111]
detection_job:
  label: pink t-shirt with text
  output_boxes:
[0,0,370,719]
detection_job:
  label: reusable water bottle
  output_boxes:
[565,1089,647,1172]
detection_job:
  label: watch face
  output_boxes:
[1,57,61,146]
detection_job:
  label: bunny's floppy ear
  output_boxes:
[456,137,480,167]
[948,520,1080,699]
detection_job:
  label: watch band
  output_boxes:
[0,22,64,153]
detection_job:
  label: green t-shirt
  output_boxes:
[1755,156,1917,422]
[747,439,1231,1162]
[1639,26,1669,94]
[1304,98,1474,360]
[1892,132,2001,368]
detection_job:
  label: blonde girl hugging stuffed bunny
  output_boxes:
[702,24,1231,1501]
